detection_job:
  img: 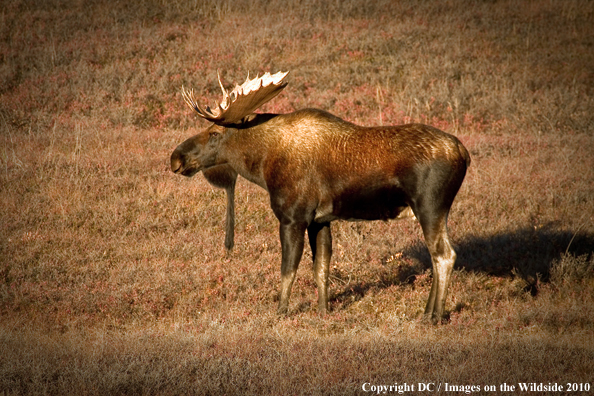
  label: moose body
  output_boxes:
[171,72,469,323]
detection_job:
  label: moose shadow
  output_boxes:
[330,223,594,306]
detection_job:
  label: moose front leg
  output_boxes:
[308,221,332,314]
[223,184,236,251]
[277,222,307,314]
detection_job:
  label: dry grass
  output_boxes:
[1,0,593,394]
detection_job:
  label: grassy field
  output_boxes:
[1,0,593,394]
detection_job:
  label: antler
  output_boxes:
[182,70,289,125]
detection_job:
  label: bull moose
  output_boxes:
[170,71,470,323]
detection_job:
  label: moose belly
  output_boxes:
[314,185,409,222]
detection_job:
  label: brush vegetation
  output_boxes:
[1,0,593,394]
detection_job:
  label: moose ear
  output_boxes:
[242,114,258,123]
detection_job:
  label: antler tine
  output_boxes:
[181,86,199,113]
[216,70,231,110]
[182,70,289,125]
[181,85,213,119]
[223,70,289,120]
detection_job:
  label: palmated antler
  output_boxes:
[181,70,289,125]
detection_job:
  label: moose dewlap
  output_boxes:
[171,71,470,323]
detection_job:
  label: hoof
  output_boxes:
[423,312,449,325]
[422,313,439,325]
[276,306,289,315]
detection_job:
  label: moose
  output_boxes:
[171,71,470,323]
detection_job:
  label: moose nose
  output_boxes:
[170,150,183,173]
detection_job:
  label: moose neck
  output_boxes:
[217,114,280,191]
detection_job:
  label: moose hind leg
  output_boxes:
[420,214,457,324]
[308,222,332,314]
[278,222,307,314]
